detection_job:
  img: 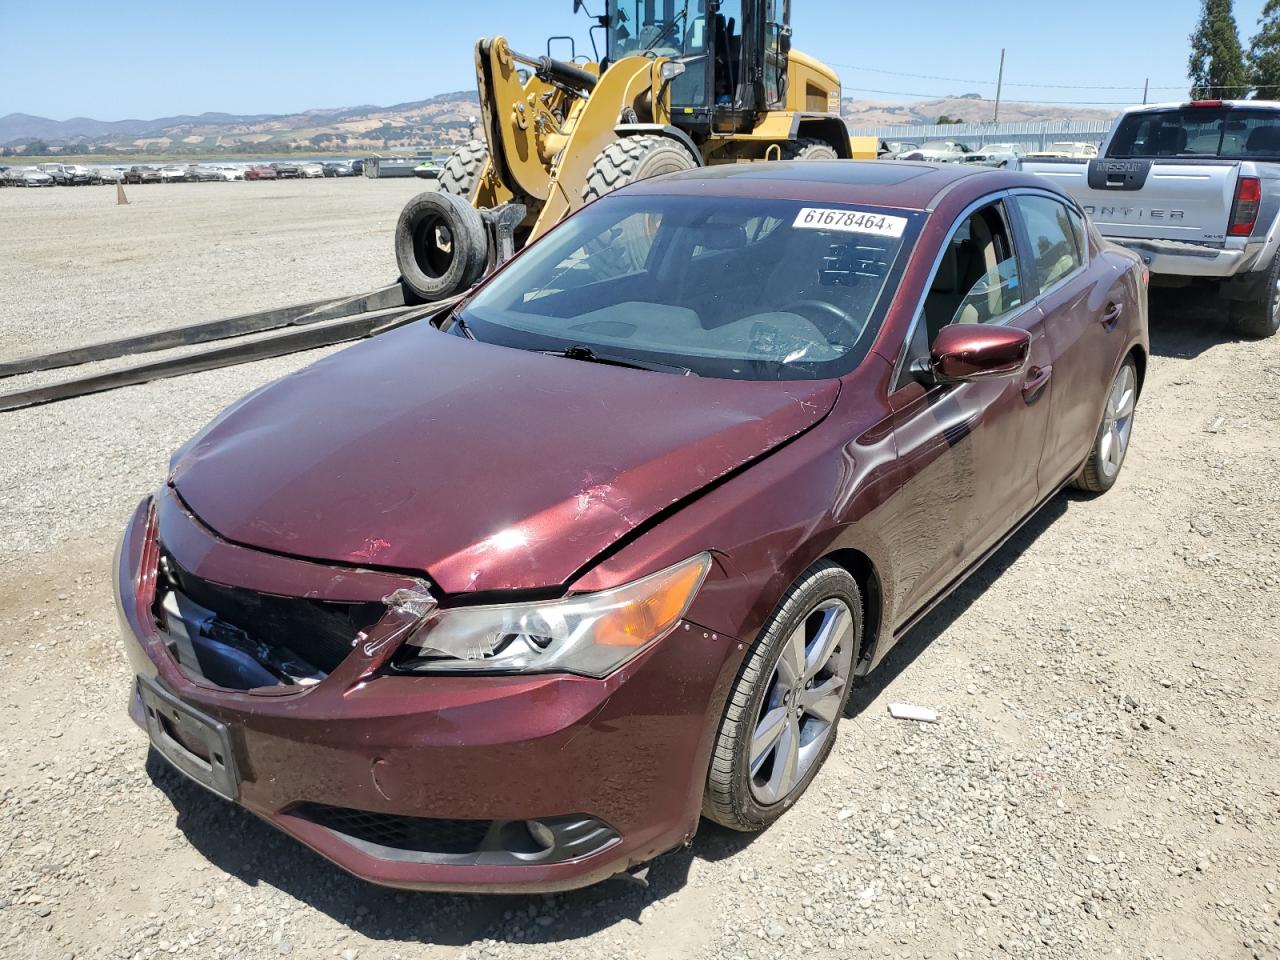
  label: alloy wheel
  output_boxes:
[749,599,855,805]
[1099,363,1137,479]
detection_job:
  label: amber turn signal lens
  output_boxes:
[594,555,712,647]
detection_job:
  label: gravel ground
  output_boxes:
[1,184,1278,960]
[0,177,424,358]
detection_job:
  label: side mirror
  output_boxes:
[919,324,1031,384]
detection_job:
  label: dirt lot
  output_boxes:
[0,181,1277,960]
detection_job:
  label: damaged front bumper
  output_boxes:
[115,492,740,893]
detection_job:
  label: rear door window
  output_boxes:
[1014,196,1084,291]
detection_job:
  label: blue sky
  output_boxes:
[0,0,1270,120]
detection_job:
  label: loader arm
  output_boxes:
[530,55,667,241]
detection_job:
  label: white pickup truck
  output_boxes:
[1022,100,1280,338]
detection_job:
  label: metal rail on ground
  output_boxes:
[0,285,461,414]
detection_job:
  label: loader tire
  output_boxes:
[581,135,698,204]
[395,191,488,302]
[439,140,488,202]
[780,138,839,161]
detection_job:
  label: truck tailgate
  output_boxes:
[1024,158,1241,244]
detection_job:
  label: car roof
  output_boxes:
[623,160,1030,212]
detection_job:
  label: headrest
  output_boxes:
[696,223,747,250]
[1152,125,1188,155]
[932,243,960,293]
[1246,125,1280,153]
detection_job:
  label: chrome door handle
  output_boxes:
[1022,364,1053,404]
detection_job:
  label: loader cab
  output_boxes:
[605,0,789,136]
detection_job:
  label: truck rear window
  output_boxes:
[1108,107,1280,159]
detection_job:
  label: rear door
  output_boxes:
[1009,191,1124,486]
[884,195,1057,623]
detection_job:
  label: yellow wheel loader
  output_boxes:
[394,0,851,301]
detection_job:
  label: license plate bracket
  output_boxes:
[137,675,240,801]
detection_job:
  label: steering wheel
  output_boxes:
[780,299,865,345]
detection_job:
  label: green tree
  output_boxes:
[1189,0,1250,99]
[1248,0,1280,97]
[936,114,965,125]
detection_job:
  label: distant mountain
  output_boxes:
[841,95,1117,128]
[1,89,1117,154]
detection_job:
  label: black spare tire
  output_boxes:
[394,191,488,302]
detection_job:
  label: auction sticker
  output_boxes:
[792,207,908,238]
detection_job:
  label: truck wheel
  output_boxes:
[703,561,860,832]
[780,138,839,161]
[581,135,698,203]
[439,140,488,202]
[1229,254,1280,339]
[394,191,488,302]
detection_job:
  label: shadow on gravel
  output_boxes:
[845,490,1078,715]
[147,749,754,945]
[1147,287,1242,360]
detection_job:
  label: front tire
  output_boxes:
[780,138,839,161]
[581,135,698,204]
[704,561,861,832]
[1229,253,1280,339]
[1073,356,1138,494]
[439,140,488,201]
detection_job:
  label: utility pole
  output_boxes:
[1142,78,1149,104]
[993,48,1005,124]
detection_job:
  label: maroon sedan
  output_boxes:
[117,161,1147,893]
[244,165,277,181]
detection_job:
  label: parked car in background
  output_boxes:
[1023,100,1280,337]
[118,161,1148,895]
[270,162,301,179]
[899,141,972,162]
[245,165,278,181]
[322,160,354,177]
[35,163,72,185]
[95,166,125,183]
[964,143,1026,168]
[880,140,920,159]
[62,163,95,184]
[1025,141,1099,160]
[124,165,162,184]
[185,164,223,182]
[297,162,325,178]
[215,165,245,181]
[15,168,55,187]
[158,165,190,183]
[350,159,365,176]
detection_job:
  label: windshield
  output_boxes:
[607,0,690,59]
[1109,107,1280,159]
[456,193,918,381]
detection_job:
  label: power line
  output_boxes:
[841,85,1143,106]
[829,62,1280,93]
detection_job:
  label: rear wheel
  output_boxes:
[780,138,839,161]
[439,140,489,201]
[704,561,861,831]
[1229,253,1280,339]
[581,135,698,204]
[1073,356,1138,494]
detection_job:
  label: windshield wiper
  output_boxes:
[544,344,695,376]
[446,310,477,340]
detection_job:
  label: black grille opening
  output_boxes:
[292,803,493,855]
[155,550,386,681]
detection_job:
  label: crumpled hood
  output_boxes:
[171,325,838,594]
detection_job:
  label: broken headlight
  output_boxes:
[395,553,712,678]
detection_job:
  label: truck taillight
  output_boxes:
[1229,176,1262,237]
[1186,99,1225,108]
